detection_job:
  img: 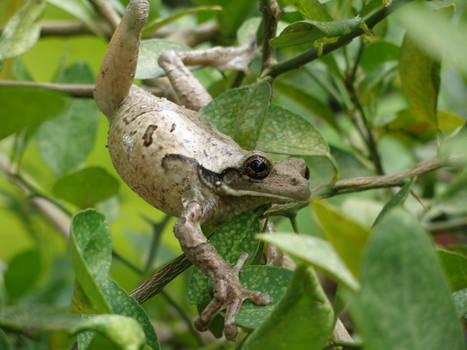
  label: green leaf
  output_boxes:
[275,80,339,131]
[256,233,359,291]
[143,6,222,36]
[344,209,464,350]
[46,0,103,37]
[282,0,331,21]
[0,305,81,332]
[0,0,45,60]
[202,81,271,150]
[135,39,190,79]
[452,288,467,318]
[219,0,255,37]
[0,329,8,350]
[0,87,70,140]
[270,18,361,48]
[71,315,146,350]
[372,177,415,227]
[399,33,440,125]
[53,167,120,208]
[437,249,467,292]
[235,266,293,329]
[237,17,262,45]
[360,41,400,71]
[312,200,371,277]
[187,211,262,304]
[70,210,113,313]
[36,99,99,175]
[4,249,41,300]
[242,265,333,350]
[257,104,329,157]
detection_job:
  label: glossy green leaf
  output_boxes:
[373,177,415,227]
[0,87,70,140]
[70,210,113,313]
[275,80,338,130]
[257,104,329,157]
[4,249,41,300]
[71,315,145,350]
[399,34,440,125]
[312,200,371,277]
[46,0,102,36]
[437,249,467,291]
[187,210,263,305]
[53,167,119,208]
[242,265,333,350]
[282,0,331,21]
[202,81,271,150]
[235,266,293,329]
[452,288,467,318]
[136,39,190,79]
[270,18,361,48]
[257,233,358,290]
[344,209,464,350]
[0,305,81,332]
[360,41,399,71]
[0,0,45,60]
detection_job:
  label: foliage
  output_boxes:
[0,0,466,349]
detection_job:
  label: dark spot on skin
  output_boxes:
[290,178,298,186]
[129,130,137,136]
[170,123,176,132]
[142,124,158,147]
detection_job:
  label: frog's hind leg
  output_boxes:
[94,0,149,118]
[158,43,259,112]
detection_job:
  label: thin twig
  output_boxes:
[424,217,467,233]
[259,0,281,73]
[89,0,121,31]
[265,0,412,78]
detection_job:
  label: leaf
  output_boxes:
[53,167,120,208]
[242,265,333,350]
[270,18,361,48]
[452,288,467,318]
[372,177,415,227]
[46,0,103,37]
[274,80,339,130]
[237,17,262,45]
[0,0,45,60]
[312,200,371,277]
[360,41,400,71]
[0,329,8,350]
[399,33,440,125]
[0,87,70,140]
[70,210,113,313]
[235,266,293,329]
[437,249,467,292]
[187,210,262,305]
[4,249,41,300]
[135,39,191,79]
[71,315,146,350]
[256,233,359,290]
[219,0,255,37]
[344,209,464,350]
[282,0,332,21]
[257,104,329,157]
[202,81,271,150]
[143,6,222,36]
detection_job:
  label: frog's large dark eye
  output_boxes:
[243,155,272,179]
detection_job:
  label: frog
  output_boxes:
[94,0,311,340]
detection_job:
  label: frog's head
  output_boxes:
[202,151,311,202]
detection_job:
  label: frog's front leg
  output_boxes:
[175,201,271,340]
[158,43,258,111]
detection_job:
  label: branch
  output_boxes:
[259,0,281,73]
[89,0,121,31]
[265,0,412,78]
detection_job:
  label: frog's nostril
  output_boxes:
[304,166,310,180]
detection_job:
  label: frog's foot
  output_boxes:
[194,253,272,341]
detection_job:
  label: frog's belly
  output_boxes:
[108,106,243,217]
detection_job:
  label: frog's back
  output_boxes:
[108,85,245,215]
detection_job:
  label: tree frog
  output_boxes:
[94,0,311,340]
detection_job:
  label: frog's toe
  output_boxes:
[194,298,223,331]
[247,290,272,305]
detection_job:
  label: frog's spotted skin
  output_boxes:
[94,0,310,340]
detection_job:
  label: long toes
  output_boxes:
[233,253,249,274]
[194,298,223,331]
[248,291,272,306]
[224,323,238,341]
[224,298,242,341]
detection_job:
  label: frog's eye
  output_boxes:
[243,155,272,179]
